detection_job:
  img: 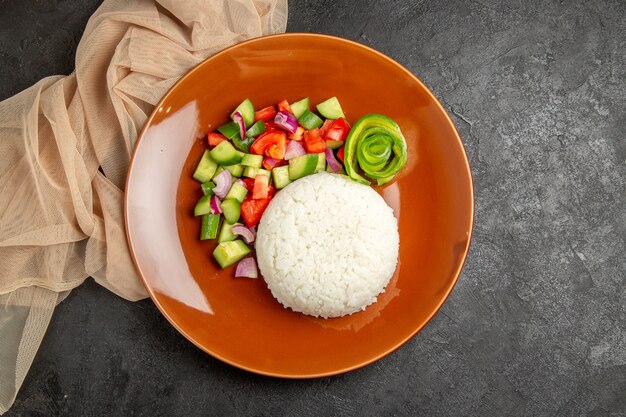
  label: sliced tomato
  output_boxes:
[241,178,255,192]
[324,118,351,141]
[254,106,277,122]
[264,121,283,132]
[207,132,227,147]
[337,146,345,163]
[319,119,333,137]
[253,174,269,199]
[240,196,272,227]
[288,126,304,141]
[304,128,325,153]
[250,131,287,159]
[277,99,292,113]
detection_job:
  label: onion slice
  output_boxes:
[325,148,342,173]
[284,140,306,160]
[274,110,298,133]
[235,257,258,279]
[232,111,247,139]
[212,169,232,199]
[210,195,222,214]
[231,223,256,244]
[263,157,279,169]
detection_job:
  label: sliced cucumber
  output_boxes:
[194,195,212,216]
[192,150,218,182]
[315,151,326,173]
[325,139,344,149]
[213,239,251,268]
[225,182,248,203]
[217,121,239,140]
[272,165,291,189]
[210,141,242,166]
[231,98,255,127]
[214,165,224,177]
[290,97,310,118]
[217,220,237,243]
[200,213,221,240]
[201,181,215,196]
[288,153,319,181]
[243,166,259,178]
[298,110,323,130]
[221,198,241,224]
[241,154,263,168]
[316,97,345,119]
[225,163,244,177]
[258,168,271,178]
[246,120,266,138]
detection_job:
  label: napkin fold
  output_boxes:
[0,0,287,413]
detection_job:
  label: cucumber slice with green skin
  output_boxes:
[290,97,310,118]
[241,154,263,168]
[192,150,218,182]
[194,195,212,216]
[201,181,216,195]
[217,220,237,243]
[325,139,344,149]
[272,165,291,189]
[288,153,319,181]
[221,199,241,224]
[298,110,324,130]
[225,163,244,177]
[316,97,345,119]
[243,166,259,178]
[231,99,255,128]
[315,151,326,173]
[246,120,266,138]
[213,239,251,268]
[258,168,271,177]
[210,141,242,166]
[214,166,224,177]
[217,121,239,140]
[224,183,248,203]
[232,134,255,153]
[200,213,221,240]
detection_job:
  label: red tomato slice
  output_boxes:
[304,128,325,153]
[240,196,272,227]
[254,106,277,122]
[324,118,351,141]
[319,119,333,137]
[253,174,269,199]
[337,146,345,163]
[250,131,287,159]
[207,132,227,147]
[264,121,282,132]
[277,99,292,113]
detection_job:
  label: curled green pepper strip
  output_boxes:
[344,114,407,185]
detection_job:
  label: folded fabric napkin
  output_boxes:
[0,0,287,413]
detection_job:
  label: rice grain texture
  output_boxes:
[256,172,399,318]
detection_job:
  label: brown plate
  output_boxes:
[125,33,474,377]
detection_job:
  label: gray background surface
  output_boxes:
[1,0,624,416]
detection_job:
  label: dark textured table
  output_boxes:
[2,1,624,416]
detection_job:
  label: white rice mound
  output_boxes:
[256,172,399,318]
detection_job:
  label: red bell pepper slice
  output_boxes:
[254,106,277,122]
[324,118,351,141]
[207,132,227,147]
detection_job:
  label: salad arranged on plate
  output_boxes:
[189,96,407,279]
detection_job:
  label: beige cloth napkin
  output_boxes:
[0,0,287,413]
